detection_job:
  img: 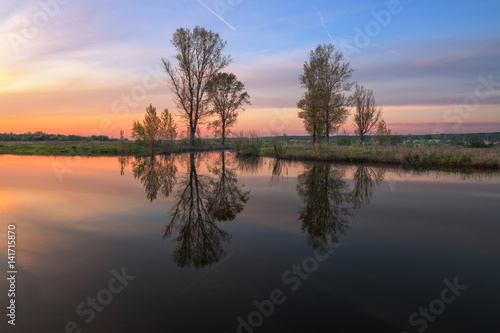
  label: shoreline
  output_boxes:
[258,145,500,170]
[1,141,499,170]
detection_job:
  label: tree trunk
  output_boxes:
[222,122,226,146]
[312,123,316,144]
[190,125,196,147]
[325,106,330,144]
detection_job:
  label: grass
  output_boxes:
[260,143,500,170]
[0,141,122,156]
[2,140,499,170]
[0,141,230,157]
[232,133,262,156]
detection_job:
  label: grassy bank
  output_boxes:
[2,140,499,170]
[260,144,500,170]
[0,141,230,156]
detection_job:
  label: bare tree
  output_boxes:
[206,72,250,145]
[352,85,382,145]
[162,26,231,146]
[297,91,323,144]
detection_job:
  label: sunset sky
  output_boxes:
[1,0,499,138]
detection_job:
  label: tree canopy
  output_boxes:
[206,72,250,145]
[299,44,354,143]
[162,26,231,146]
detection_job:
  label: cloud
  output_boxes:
[350,37,500,105]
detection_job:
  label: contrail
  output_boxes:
[197,0,236,31]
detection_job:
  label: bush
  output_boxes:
[271,134,289,158]
[336,137,351,146]
[469,136,490,148]
[233,133,261,156]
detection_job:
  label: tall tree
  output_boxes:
[162,26,231,146]
[297,91,323,144]
[352,85,382,145]
[206,72,250,145]
[299,44,353,143]
[132,104,177,154]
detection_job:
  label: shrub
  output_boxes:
[336,136,351,146]
[469,136,490,148]
[233,133,261,156]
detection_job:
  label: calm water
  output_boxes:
[1,152,499,333]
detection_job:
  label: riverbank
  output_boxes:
[0,141,229,156]
[2,141,499,170]
[259,144,500,170]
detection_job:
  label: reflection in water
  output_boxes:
[296,164,385,252]
[207,152,250,221]
[164,153,249,268]
[118,155,130,176]
[234,154,263,174]
[164,153,227,268]
[129,152,389,264]
[350,166,385,209]
[297,164,352,252]
[269,158,290,185]
[132,155,177,202]
[129,152,249,269]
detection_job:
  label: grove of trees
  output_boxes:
[298,43,389,145]
[298,44,353,144]
[162,26,233,146]
[131,104,177,155]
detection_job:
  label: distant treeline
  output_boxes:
[253,132,500,144]
[342,132,500,144]
[0,131,117,142]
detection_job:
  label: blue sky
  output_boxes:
[1,0,499,136]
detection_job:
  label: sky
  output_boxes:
[0,0,499,138]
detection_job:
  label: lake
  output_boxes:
[1,152,499,333]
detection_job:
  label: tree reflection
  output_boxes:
[296,164,351,252]
[207,152,250,221]
[269,158,290,185]
[234,154,263,174]
[163,152,249,269]
[132,155,177,202]
[296,164,385,252]
[350,166,385,210]
[118,155,130,176]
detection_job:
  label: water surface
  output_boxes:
[1,152,499,332]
